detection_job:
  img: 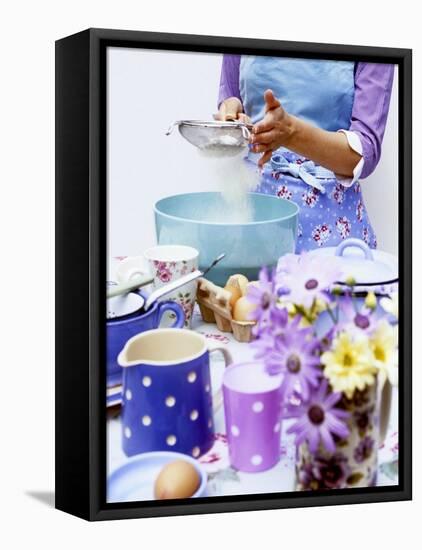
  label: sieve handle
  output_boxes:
[241,125,251,140]
[165,120,181,136]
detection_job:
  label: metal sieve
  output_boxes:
[166,120,252,155]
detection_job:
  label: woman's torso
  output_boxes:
[239,56,376,251]
[239,56,355,130]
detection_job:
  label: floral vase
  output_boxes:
[295,379,391,490]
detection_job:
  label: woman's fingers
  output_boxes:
[221,107,238,121]
[251,142,272,153]
[264,89,281,112]
[250,136,278,153]
[253,90,284,134]
[214,111,250,123]
[214,111,236,121]
[223,112,239,121]
[215,97,244,121]
[237,113,252,124]
[250,91,287,162]
[251,129,277,145]
[253,118,274,135]
[258,150,273,167]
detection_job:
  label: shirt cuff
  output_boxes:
[335,130,364,187]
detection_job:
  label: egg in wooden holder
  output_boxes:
[196,274,256,343]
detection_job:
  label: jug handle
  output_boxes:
[379,379,392,444]
[208,344,233,415]
[157,301,185,328]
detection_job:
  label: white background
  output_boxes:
[108,49,398,258]
[1,2,418,549]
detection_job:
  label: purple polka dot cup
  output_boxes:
[223,362,283,473]
[118,328,233,458]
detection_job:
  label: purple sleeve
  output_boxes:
[350,62,395,178]
[218,54,242,108]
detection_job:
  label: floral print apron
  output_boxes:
[256,150,377,253]
[239,56,377,252]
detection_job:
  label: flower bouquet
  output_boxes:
[247,253,398,490]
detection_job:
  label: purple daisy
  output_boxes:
[252,305,289,341]
[256,315,322,400]
[286,379,350,454]
[336,293,374,335]
[252,329,278,360]
[247,266,278,324]
[276,253,342,309]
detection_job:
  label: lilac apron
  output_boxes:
[239,56,377,252]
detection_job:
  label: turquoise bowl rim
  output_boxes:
[154,192,299,227]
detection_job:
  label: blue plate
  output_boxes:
[107,451,208,503]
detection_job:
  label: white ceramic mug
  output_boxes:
[144,245,199,328]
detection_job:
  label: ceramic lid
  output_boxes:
[309,238,398,286]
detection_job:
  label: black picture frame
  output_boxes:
[55,28,412,521]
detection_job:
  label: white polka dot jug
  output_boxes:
[118,328,233,458]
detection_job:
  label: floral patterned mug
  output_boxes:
[144,245,199,328]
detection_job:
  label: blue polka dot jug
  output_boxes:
[118,328,233,458]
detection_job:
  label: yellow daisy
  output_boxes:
[321,332,377,399]
[370,319,398,387]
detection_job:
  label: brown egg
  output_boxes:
[233,296,256,321]
[154,460,200,500]
[223,283,242,308]
[226,274,249,296]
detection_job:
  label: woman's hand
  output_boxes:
[251,89,294,166]
[250,90,362,176]
[214,97,251,123]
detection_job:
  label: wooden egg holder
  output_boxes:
[196,278,256,343]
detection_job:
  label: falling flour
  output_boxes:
[198,142,259,223]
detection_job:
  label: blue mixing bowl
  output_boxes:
[154,192,299,285]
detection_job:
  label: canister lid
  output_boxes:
[308,238,398,287]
